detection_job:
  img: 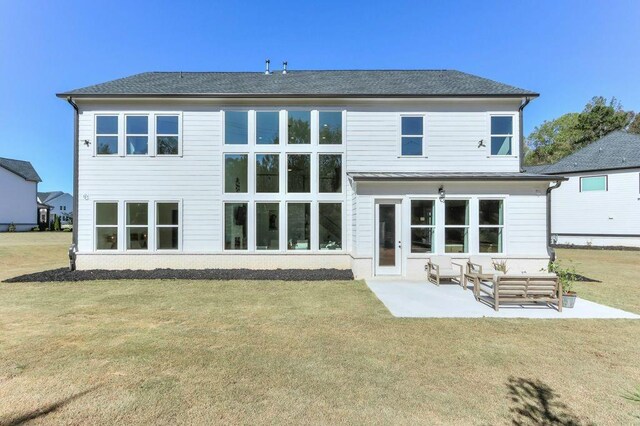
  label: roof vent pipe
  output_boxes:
[282,61,288,74]
[265,59,270,75]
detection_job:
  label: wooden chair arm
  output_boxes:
[452,262,463,274]
[467,261,483,274]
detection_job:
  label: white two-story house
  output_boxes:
[58,68,563,278]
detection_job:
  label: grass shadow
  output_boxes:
[507,377,589,425]
[0,385,100,426]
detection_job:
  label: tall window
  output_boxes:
[225,111,248,144]
[400,116,423,156]
[225,154,248,193]
[225,203,247,250]
[256,203,279,250]
[256,111,279,144]
[319,203,342,250]
[287,154,310,193]
[126,202,148,250]
[410,200,435,253]
[444,200,469,253]
[319,111,342,144]
[490,116,513,155]
[287,203,310,250]
[256,154,279,193]
[580,176,607,192]
[288,111,311,144]
[319,154,342,193]
[156,115,179,155]
[96,115,118,155]
[479,200,503,253]
[156,202,179,250]
[126,116,149,155]
[95,202,118,250]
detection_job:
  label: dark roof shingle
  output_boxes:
[526,131,640,174]
[0,157,41,182]
[57,70,538,98]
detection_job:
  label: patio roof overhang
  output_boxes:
[348,172,567,182]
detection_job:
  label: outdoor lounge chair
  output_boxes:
[474,274,562,312]
[463,255,505,290]
[426,256,464,288]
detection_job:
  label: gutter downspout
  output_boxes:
[66,97,79,271]
[546,179,563,261]
[518,96,532,172]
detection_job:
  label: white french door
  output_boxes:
[375,201,402,275]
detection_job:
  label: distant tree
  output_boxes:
[525,97,634,165]
[53,215,61,231]
[628,113,640,134]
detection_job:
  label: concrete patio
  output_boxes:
[366,278,640,319]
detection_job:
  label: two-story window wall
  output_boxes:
[222,109,346,253]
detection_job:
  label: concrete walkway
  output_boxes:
[366,279,640,319]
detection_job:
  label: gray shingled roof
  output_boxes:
[37,191,64,203]
[348,172,564,181]
[0,157,41,182]
[57,70,538,98]
[526,131,640,174]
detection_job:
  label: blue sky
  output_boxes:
[1,0,638,193]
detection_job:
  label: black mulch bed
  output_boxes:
[3,268,354,283]
[574,273,600,283]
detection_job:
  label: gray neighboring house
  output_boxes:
[528,131,640,247]
[37,191,73,224]
[0,157,42,231]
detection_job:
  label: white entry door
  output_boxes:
[375,201,402,275]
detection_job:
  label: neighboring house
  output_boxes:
[0,157,41,231]
[58,68,563,278]
[37,191,73,224]
[528,131,640,248]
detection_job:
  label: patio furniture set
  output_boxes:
[425,256,562,312]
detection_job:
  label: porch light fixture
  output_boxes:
[438,186,445,202]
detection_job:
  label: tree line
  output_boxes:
[525,96,640,166]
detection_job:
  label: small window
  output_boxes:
[319,154,342,193]
[95,202,118,250]
[126,116,149,155]
[126,202,148,250]
[256,202,279,250]
[319,203,342,250]
[96,115,118,155]
[444,200,469,253]
[479,200,503,253]
[225,111,248,145]
[156,202,179,250]
[287,203,310,250]
[401,116,423,156]
[319,111,342,144]
[225,154,248,193]
[410,200,435,253]
[225,203,247,250]
[156,115,179,155]
[490,116,513,155]
[287,154,310,193]
[580,176,607,192]
[256,154,279,193]
[288,111,311,144]
[256,111,280,144]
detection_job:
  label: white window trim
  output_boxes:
[124,201,151,252]
[94,201,119,251]
[255,201,281,251]
[318,201,344,251]
[124,114,151,157]
[94,114,119,156]
[478,198,505,255]
[255,152,281,194]
[488,114,516,157]
[443,198,471,255]
[408,199,436,255]
[398,114,426,157]
[318,152,344,194]
[155,114,183,156]
[580,175,608,192]
[255,110,281,146]
[223,153,250,195]
[155,200,182,251]
[286,109,313,146]
[318,110,344,146]
[286,201,313,252]
[223,201,251,252]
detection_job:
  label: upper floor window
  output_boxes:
[400,116,423,156]
[490,116,513,156]
[580,175,607,192]
[319,112,342,144]
[224,154,248,193]
[319,154,342,193]
[225,111,248,145]
[288,111,311,144]
[156,115,179,155]
[96,115,118,155]
[126,116,149,155]
[256,111,279,144]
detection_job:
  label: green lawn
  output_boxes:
[0,233,639,424]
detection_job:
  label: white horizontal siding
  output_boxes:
[0,167,37,227]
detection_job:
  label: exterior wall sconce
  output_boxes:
[438,185,445,202]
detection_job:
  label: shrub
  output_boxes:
[8,222,16,232]
[548,261,578,294]
[53,215,61,231]
[492,260,508,274]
